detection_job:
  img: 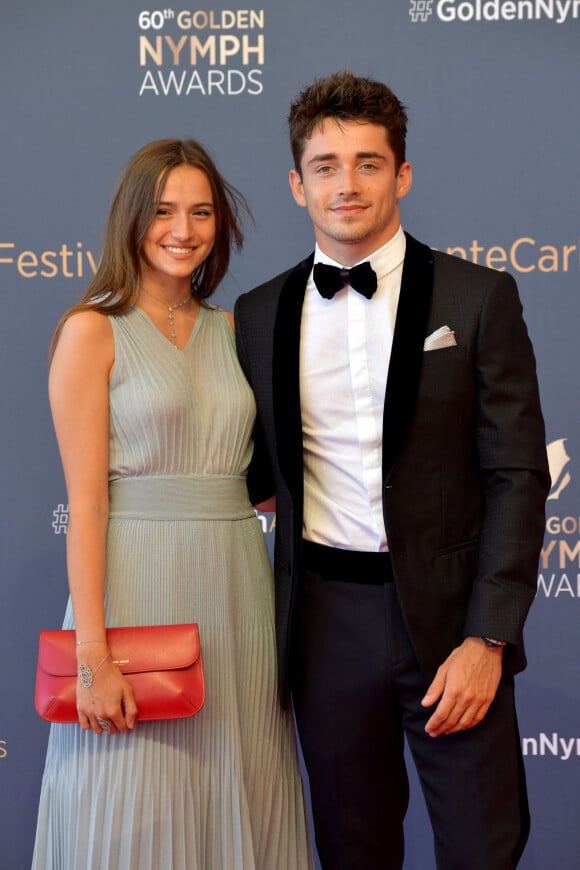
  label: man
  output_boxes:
[235,71,549,869]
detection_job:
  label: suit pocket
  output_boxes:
[422,344,465,364]
[436,536,479,557]
[433,540,479,609]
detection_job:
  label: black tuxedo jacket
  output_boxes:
[235,233,550,704]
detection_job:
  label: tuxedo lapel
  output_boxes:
[383,233,435,479]
[273,254,314,499]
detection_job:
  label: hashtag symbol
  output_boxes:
[52,504,69,534]
[409,0,434,22]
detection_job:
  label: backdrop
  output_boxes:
[1,2,578,868]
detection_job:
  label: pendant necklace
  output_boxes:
[141,288,192,346]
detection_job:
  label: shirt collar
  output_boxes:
[314,225,406,281]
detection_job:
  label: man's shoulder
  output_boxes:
[244,265,297,300]
[238,253,314,307]
[406,231,515,286]
[431,245,517,290]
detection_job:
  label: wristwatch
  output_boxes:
[482,637,507,648]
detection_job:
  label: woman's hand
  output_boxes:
[76,647,138,734]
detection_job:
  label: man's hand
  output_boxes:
[421,637,503,737]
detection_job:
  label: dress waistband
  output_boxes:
[108,475,255,521]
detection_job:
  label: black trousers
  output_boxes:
[291,543,529,870]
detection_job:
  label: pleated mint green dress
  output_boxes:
[32,305,314,870]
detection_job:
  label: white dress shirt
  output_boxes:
[300,225,406,551]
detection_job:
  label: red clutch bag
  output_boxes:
[35,623,205,723]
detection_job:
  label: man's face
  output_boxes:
[289,119,412,265]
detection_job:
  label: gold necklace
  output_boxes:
[141,288,192,346]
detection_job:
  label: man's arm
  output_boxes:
[422,270,550,736]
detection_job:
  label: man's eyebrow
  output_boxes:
[355,151,387,160]
[306,152,337,167]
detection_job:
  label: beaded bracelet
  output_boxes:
[78,651,111,689]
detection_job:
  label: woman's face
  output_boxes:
[141,164,216,293]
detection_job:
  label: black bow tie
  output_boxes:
[313,261,377,300]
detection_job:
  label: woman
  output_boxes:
[32,139,314,870]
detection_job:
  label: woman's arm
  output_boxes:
[49,311,137,733]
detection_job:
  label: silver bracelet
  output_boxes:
[76,639,107,646]
[78,651,111,689]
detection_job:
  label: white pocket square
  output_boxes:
[423,325,457,351]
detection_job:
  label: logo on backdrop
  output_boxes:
[547,438,571,501]
[433,236,580,273]
[539,438,580,599]
[0,739,7,760]
[409,0,435,20]
[409,0,580,23]
[254,509,275,537]
[52,504,69,535]
[522,733,580,761]
[4,236,578,280]
[137,8,265,97]
[0,242,97,279]
[51,503,274,537]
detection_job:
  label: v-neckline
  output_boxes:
[133,303,204,352]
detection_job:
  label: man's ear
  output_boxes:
[396,162,413,201]
[289,168,307,207]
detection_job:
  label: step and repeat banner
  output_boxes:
[1,2,578,867]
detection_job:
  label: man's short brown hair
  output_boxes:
[288,70,408,174]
